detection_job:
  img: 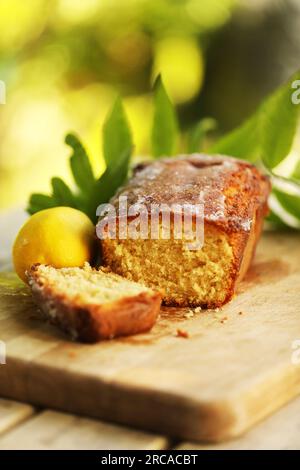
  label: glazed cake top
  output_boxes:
[109,154,271,233]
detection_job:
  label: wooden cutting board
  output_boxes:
[0,231,300,442]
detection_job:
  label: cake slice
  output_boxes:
[99,154,271,308]
[27,263,161,343]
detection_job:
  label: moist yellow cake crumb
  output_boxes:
[27,263,162,343]
[102,223,234,308]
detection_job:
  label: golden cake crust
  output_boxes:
[99,154,271,308]
[110,154,270,233]
[27,264,162,343]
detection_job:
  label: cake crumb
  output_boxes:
[220,316,228,324]
[184,310,194,319]
[238,311,244,315]
[176,329,189,339]
[68,351,77,358]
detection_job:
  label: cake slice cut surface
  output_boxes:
[27,263,162,342]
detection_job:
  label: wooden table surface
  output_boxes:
[0,209,299,450]
[0,396,299,449]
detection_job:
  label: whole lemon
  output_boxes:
[13,207,95,283]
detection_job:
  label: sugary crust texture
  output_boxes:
[99,154,271,308]
[110,154,270,233]
[27,264,162,343]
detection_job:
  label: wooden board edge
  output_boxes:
[0,357,300,442]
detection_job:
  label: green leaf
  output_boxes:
[27,100,133,222]
[273,187,300,221]
[65,133,95,192]
[210,70,300,167]
[103,96,132,168]
[51,177,77,207]
[151,75,178,158]
[292,159,300,182]
[266,210,289,228]
[260,71,300,169]
[26,193,57,215]
[210,113,260,162]
[88,147,132,222]
[188,118,217,153]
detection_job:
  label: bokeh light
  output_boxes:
[152,36,204,104]
[0,0,298,209]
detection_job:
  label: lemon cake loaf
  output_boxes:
[28,263,161,342]
[99,154,270,308]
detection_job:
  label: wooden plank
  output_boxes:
[0,398,34,435]
[176,395,300,450]
[0,409,169,450]
[0,232,300,442]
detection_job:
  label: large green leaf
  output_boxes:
[27,193,57,215]
[51,177,77,207]
[273,187,300,221]
[211,70,300,168]
[65,133,95,192]
[292,159,300,182]
[210,113,259,161]
[266,209,289,228]
[151,75,178,158]
[87,147,131,222]
[102,96,132,168]
[188,118,217,153]
[260,71,300,169]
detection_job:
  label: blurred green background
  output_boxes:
[1,0,300,209]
